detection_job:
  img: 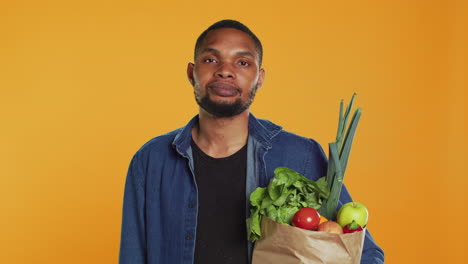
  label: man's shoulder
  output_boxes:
[256,117,322,149]
[275,129,324,154]
[134,127,182,156]
[254,116,324,155]
[258,119,327,181]
[277,129,320,145]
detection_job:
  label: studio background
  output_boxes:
[1,0,466,263]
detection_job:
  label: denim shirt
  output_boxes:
[119,114,384,264]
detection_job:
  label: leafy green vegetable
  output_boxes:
[247,167,329,241]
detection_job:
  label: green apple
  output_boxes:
[337,202,368,228]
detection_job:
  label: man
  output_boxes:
[119,19,384,264]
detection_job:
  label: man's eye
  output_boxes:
[204,58,217,63]
[239,61,249,66]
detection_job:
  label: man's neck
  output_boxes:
[192,109,249,158]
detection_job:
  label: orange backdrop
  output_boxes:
[1,0,466,263]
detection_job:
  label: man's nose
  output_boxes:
[215,63,235,79]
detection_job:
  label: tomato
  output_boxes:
[292,207,321,230]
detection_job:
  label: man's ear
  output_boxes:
[187,62,195,86]
[256,68,266,90]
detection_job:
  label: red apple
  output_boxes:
[317,221,343,234]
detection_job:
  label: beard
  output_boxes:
[195,84,258,117]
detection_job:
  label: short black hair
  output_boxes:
[194,19,263,67]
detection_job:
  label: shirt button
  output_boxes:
[188,202,194,208]
[186,234,192,240]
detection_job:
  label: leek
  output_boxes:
[319,93,362,220]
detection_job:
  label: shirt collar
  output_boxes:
[172,113,282,156]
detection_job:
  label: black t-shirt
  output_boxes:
[191,140,249,264]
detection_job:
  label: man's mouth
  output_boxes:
[207,83,240,97]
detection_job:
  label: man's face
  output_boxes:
[187,28,265,117]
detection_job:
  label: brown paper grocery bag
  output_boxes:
[252,217,365,264]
